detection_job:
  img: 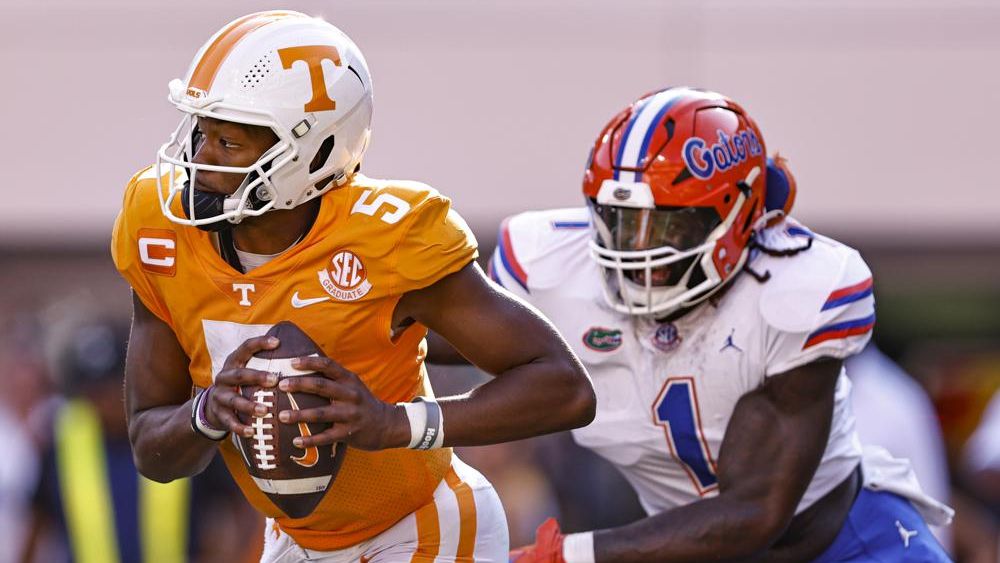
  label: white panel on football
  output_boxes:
[251,475,332,495]
[201,319,274,380]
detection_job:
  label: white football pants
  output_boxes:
[260,457,509,563]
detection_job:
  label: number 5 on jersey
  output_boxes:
[351,190,410,224]
[653,377,719,494]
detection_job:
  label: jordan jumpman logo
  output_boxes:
[895,520,918,548]
[720,329,743,353]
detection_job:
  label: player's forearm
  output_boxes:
[424,330,470,365]
[435,356,595,446]
[592,494,786,563]
[129,400,218,482]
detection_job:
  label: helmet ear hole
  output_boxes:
[309,135,337,173]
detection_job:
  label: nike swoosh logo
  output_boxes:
[291,292,331,308]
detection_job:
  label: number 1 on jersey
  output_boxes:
[653,377,718,494]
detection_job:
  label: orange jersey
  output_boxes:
[111,167,478,550]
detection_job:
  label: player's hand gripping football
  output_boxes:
[275,354,400,451]
[509,518,567,563]
[204,334,282,437]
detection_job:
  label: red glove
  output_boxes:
[509,518,566,563]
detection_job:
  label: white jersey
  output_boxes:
[490,207,876,516]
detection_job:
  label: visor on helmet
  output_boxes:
[592,203,721,251]
[589,200,721,287]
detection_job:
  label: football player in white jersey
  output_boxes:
[457,88,954,561]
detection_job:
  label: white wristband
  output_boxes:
[191,387,228,441]
[562,531,595,563]
[398,397,445,449]
[417,397,445,449]
[398,400,428,449]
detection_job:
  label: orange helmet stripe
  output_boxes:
[188,11,301,92]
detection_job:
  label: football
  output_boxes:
[234,321,346,519]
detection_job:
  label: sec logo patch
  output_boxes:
[318,250,372,301]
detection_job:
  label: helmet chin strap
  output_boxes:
[181,182,233,232]
[179,145,284,232]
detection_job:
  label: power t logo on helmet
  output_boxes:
[583,87,771,316]
[277,45,343,112]
[155,11,373,229]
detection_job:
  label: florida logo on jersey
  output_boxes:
[583,327,623,352]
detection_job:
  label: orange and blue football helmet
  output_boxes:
[583,87,792,316]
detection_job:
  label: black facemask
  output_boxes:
[180,182,233,232]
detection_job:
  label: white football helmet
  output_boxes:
[156,11,373,227]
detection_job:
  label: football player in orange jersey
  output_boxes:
[111,11,595,563]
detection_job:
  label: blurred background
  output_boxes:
[1,0,998,561]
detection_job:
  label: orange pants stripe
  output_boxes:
[262,457,508,563]
[444,468,478,562]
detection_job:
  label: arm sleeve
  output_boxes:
[109,172,175,326]
[762,249,875,377]
[389,195,478,294]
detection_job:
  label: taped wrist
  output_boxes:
[190,385,229,441]
[563,531,595,563]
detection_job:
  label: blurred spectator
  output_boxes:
[959,389,1000,562]
[21,314,263,563]
[0,313,54,562]
[847,344,953,549]
[0,391,41,563]
[456,440,560,546]
[849,345,1000,563]
[429,363,563,545]
[964,389,1000,505]
[430,363,644,545]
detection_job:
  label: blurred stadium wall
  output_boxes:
[1,0,998,555]
[3,0,998,413]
